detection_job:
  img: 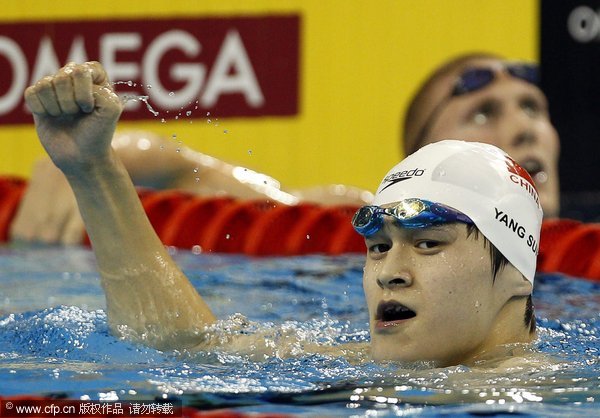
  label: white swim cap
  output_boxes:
[373,140,543,283]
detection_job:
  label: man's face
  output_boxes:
[362,216,522,366]
[419,59,560,218]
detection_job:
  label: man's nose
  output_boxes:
[376,273,413,289]
[502,107,539,150]
[376,251,414,289]
[511,129,537,148]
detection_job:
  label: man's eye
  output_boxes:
[473,103,494,125]
[416,240,439,250]
[369,243,390,254]
[521,98,542,117]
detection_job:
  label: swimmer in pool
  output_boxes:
[402,52,560,218]
[24,62,541,367]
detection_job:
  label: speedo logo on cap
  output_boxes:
[380,168,425,192]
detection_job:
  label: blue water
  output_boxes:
[0,246,598,417]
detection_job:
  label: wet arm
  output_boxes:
[24,62,216,350]
[67,149,216,349]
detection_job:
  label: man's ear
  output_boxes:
[500,264,533,297]
[511,273,533,297]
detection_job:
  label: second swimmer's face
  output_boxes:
[419,58,560,218]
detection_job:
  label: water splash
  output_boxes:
[140,98,159,116]
[0,248,598,415]
[112,81,160,117]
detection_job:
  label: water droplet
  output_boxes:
[225,234,230,240]
[171,134,177,140]
[195,177,200,182]
[193,168,199,173]
[159,145,164,151]
[169,92,175,96]
[146,84,152,89]
[186,111,192,117]
[175,115,179,120]
[127,80,133,87]
[206,112,211,116]
[138,96,158,116]
[306,234,310,240]
[223,130,228,134]
[161,118,166,123]
[176,148,181,153]
[207,119,211,124]
[248,150,252,155]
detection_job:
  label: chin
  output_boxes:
[371,348,443,368]
[371,341,419,363]
[371,340,457,367]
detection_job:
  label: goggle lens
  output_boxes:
[352,206,383,237]
[352,199,473,237]
[452,64,539,97]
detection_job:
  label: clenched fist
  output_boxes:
[24,61,123,176]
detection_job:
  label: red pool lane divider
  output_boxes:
[284,205,365,255]
[200,199,279,254]
[538,219,600,281]
[127,187,365,255]
[1,176,600,280]
[140,190,196,240]
[160,196,237,249]
[0,176,27,242]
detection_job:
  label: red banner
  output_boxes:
[0,15,300,124]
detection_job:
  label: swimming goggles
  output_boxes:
[352,198,473,237]
[451,64,538,96]
[413,63,539,151]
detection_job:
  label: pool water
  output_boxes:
[0,246,598,417]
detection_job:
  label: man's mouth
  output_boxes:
[375,300,416,329]
[520,158,548,185]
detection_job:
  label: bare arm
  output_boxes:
[112,130,299,203]
[24,62,216,350]
[9,158,83,244]
[9,130,298,245]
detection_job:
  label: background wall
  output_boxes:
[0,0,538,193]
[540,0,600,221]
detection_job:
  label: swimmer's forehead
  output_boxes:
[421,57,503,108]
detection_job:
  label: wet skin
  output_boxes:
[362,216,533,366]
